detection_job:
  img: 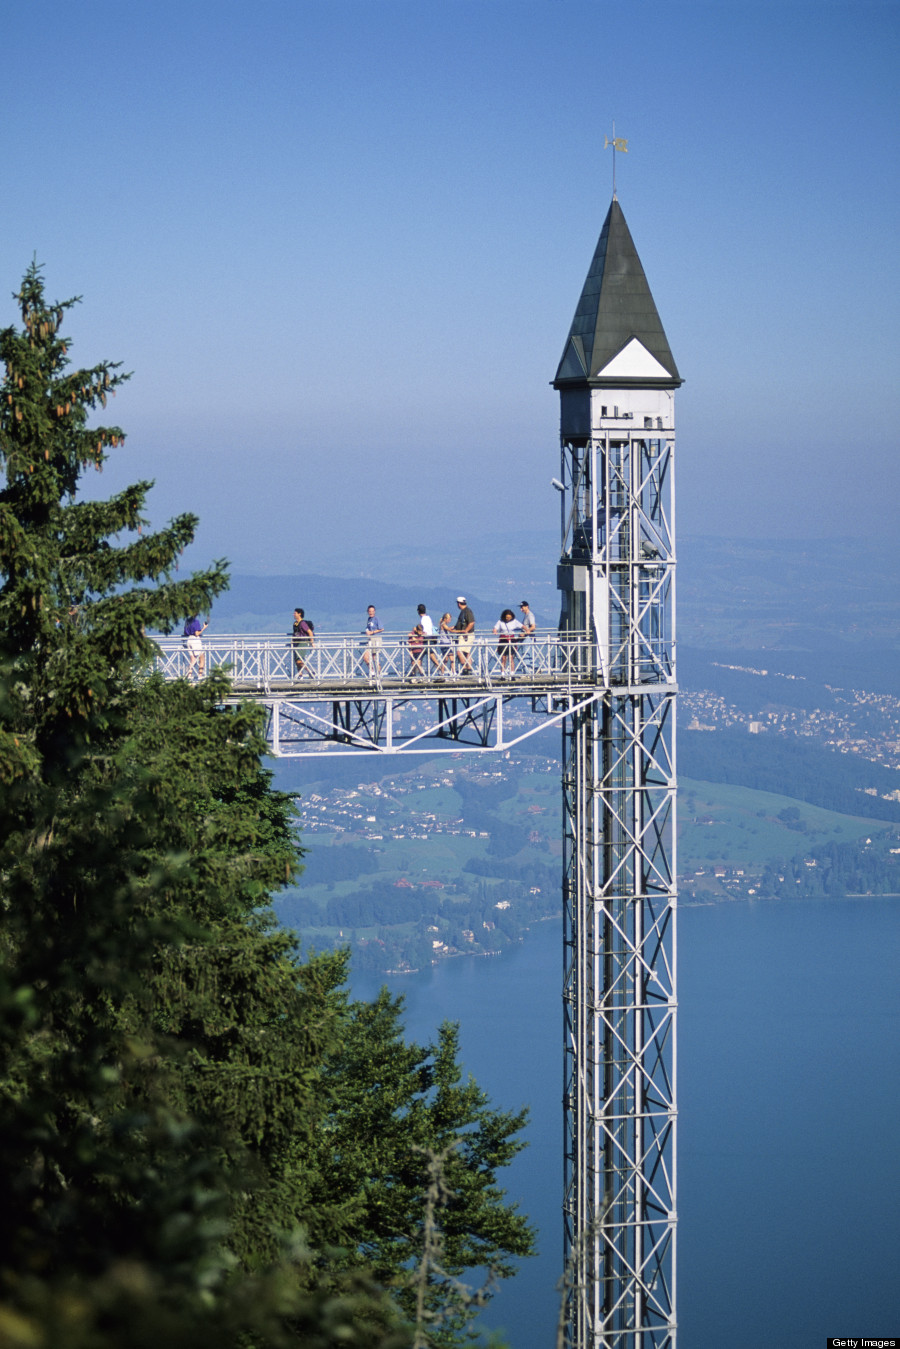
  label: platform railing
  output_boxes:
[150,628,674,692]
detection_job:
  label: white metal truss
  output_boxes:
[558,433,674,688]
[258,687,604,756]
[151,629,593,695]
[559,431,677,1348]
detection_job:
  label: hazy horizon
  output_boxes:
[2,1,897,574]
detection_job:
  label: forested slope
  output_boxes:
[679,728,900,820]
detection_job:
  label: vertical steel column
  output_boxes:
[561,431,677,1348]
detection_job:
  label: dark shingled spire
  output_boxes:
[554,199,681,387]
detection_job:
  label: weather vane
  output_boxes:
[604,122,628,199]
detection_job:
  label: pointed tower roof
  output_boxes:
[554,199,682,388]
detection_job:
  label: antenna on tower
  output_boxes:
[603,121,628,199]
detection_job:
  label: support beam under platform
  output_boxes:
[261,687,615,757]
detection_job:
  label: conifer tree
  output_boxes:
[0,264,385,1345]
[310,985,535,1347]
[0,266,531,1347]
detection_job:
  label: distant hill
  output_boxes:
[212,535,900,659]
[210,575,543,635]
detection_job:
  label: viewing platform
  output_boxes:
[151,628,674,699]
[151,630,674,756]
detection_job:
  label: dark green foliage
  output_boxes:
[454,776,517,816]
[776,805,807,831]
[485,821,525,860]
[0,267,530,1346]
[759,830,900,898]
[308,981,534,1347]
[0,268,233,1306]
[0,265,330,1342]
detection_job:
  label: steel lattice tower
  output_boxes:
[151,194,681,1348]
[554,198,681,1348]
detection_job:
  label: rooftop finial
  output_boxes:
[603,121,628,199]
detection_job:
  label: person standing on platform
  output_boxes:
[363,604,383,675]
[438,612,454,673]
[416,603,441,674]
[408,623,425,677]
[183,613,208,680]
[292,607,315,676]
[519,599,536,669]
[494,608,523,675]
[454,595,475,674]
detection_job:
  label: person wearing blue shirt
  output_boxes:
[363,604,384,675]
[183,613,208,680]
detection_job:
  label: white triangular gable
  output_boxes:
[595,337,670,380]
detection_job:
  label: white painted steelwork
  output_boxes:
[152,628,598,694]
[262,687,606,758]
[558,432,677,1349]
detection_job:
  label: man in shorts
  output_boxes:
[363,604,383,674]
[183,613,208,680]
[292,608,315,676]
[519,600,536,669]
[454,596,475,674]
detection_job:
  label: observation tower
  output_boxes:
[154,193,680,1349]
[554,197,680,1347]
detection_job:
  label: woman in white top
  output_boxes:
[416,603,441,673]
[493,608,523,675]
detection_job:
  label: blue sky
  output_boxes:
[2,0,898,575]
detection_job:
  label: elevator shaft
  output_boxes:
[559,431,677,1348]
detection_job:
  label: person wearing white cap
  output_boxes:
[454,595,475,674]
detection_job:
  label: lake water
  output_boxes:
[351,898,900,1348]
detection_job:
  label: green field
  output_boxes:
[296,769,894,890]
[679,776,893,867]
[287,767,897,917]
[276,767,900,968]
